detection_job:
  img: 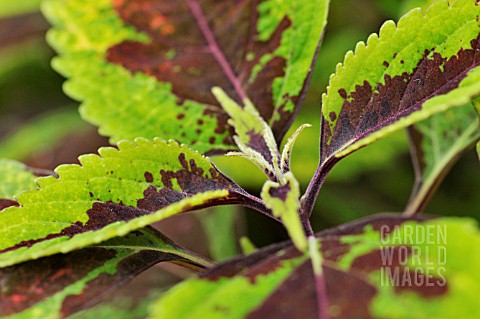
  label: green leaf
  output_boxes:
[42,0,329,153]
[212,87,282,181]
[213,88,308,249]
[213,87,310,183]
[405,104,480,214]
[0,227,210,319]
[69,290,163,319]
[399,0,453,18]
[200,206,240,261]
[150,255,306,319]
[0,138,263,268]
[303,0,480,217]
[0,159,37,201]
[370,218,480,318]
[261,172,307,251]
[322,0,480,161]
[149,215,480,319]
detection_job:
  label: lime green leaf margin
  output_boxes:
[1,227,209,319]
[149,257,305,319]
[326,0,480,159]
[0,137,254,268]
[41,0,329,153]
[149,216,480,319]
[302,0,480,218]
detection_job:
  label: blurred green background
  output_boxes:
[0,0,478,316]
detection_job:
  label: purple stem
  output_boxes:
[300,158,337,221]
[187,0,247,101]
[240,192,282,223]
[314,268,331,319]
[303,218,314,236]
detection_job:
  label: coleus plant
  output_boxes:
[1,0,480,318]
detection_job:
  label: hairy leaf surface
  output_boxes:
[303,0,480,216]
[43,0,329,153]
[406,104,480,214]
[150,215,479,319]
[0,227,208,319]
[0,138,261,267]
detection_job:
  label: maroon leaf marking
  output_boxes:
[0,228,203,318]
[199,240,291,280]
[1,151,270,254]
[197,215,447,319]
[1,189,249,254]
[247,130,274,164]
[0,248,116,316]
[246,261,318,319]
[322,36,480,167]
[144,171,154,183]
[268,180,291,201]
[58,250,183,317]
[0,199,19,210]
[107,0,301,146]
[248,263,378,319]
[158,153,241,194]
[303,35,480,219]
[351,248,448,299]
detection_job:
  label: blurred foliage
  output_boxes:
[0,0,42,18]
[0,1,105,170]
[199,206,243,261]
[0,108,89,161]
[69,290,164,319]
[0,0,473,240]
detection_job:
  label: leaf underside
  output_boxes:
[406,103,480,214]
[0,138,255,268]
[152,215,480,319]
[0,227,206,319]
[43,0,329,154]
[319,0,480,173]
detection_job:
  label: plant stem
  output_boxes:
[240,192,281,223]
[300,158,336,221]
[303,218,314,236]
[308,236,330,319]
